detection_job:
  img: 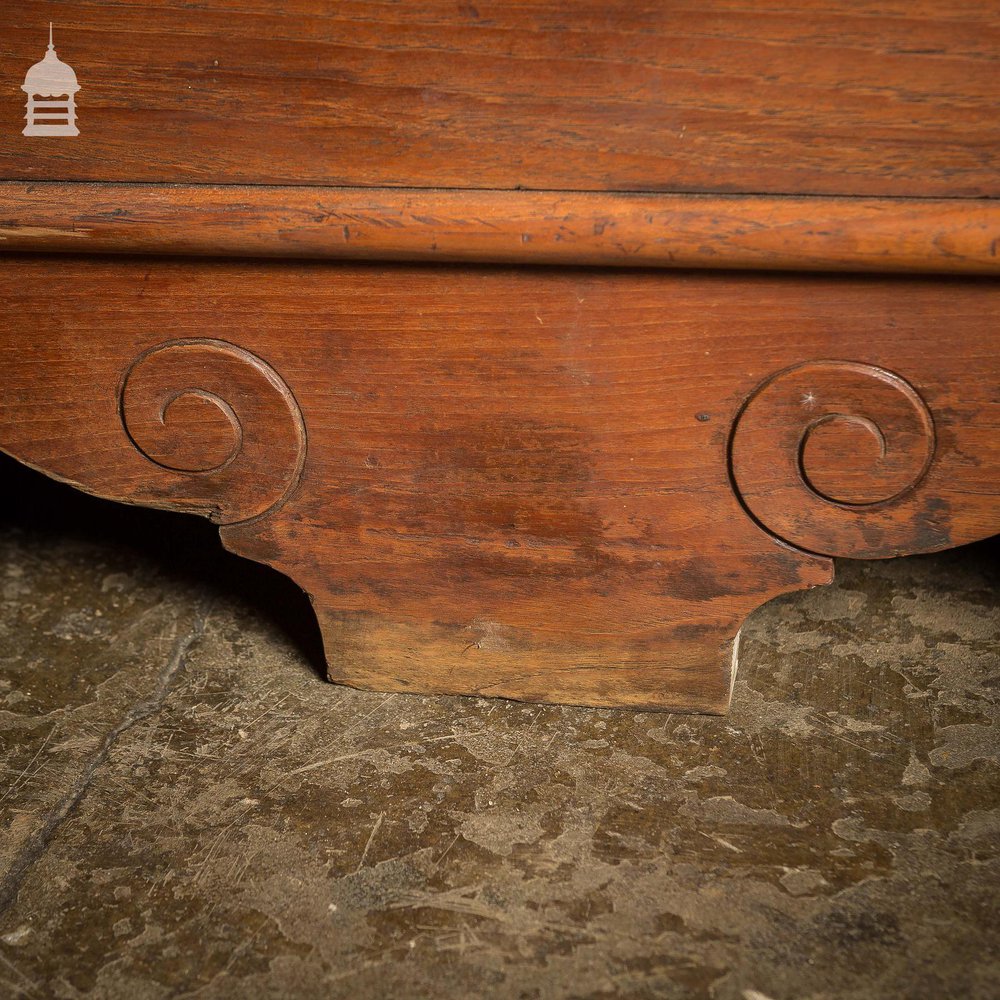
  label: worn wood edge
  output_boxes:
[0,183,997,275]
[298,604,745,715]
[0,436,751,715]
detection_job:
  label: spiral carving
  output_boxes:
[120,339,306,524]
[730,361,936,558]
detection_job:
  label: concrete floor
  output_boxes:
[0,452,997,1000]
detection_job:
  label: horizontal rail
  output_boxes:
[0,182,996,274]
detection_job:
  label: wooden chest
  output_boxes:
[1,1,998,713]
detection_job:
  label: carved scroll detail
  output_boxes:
[730,361,938,558]
[120,339,306,524]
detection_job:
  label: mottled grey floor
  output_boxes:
[0,454,997,1000]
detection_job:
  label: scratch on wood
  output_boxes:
[0,225,91,239]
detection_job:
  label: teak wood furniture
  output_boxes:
[1,1,997,714]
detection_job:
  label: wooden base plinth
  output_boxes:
[1,258,997,712]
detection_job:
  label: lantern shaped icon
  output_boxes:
[22,24,80,137]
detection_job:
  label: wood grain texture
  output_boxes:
[2,183,998,274]
[1,0,998,196]
[1,258,997,711]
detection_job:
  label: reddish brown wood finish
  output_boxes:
[1,258,997,711]
[2,1,998,196]
[2,183,998,275]
[2,1,997,713]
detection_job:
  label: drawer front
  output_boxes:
[2,0,998,196]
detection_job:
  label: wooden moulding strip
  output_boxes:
[0,182,997,275]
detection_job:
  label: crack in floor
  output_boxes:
[0,608,209,918]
